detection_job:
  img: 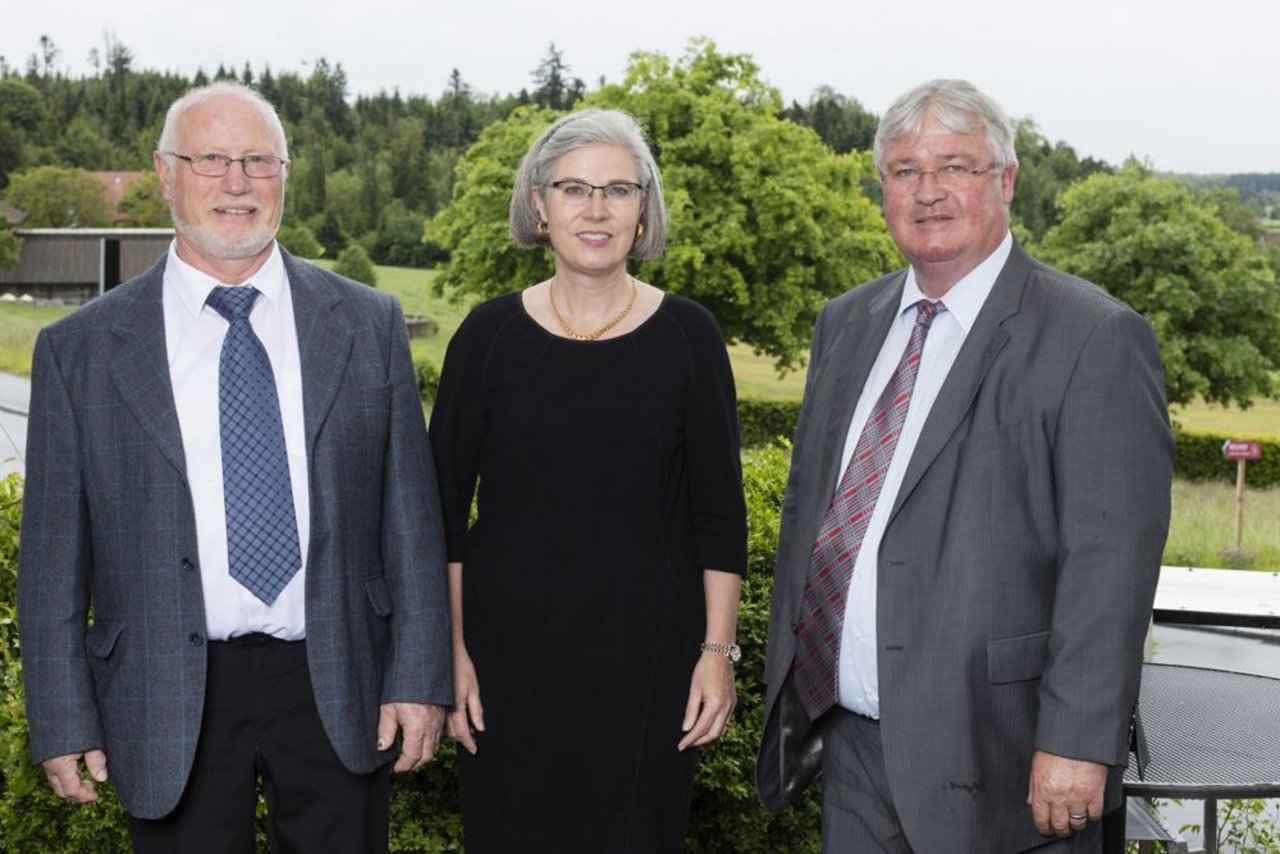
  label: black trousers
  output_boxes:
[128,634,390,854]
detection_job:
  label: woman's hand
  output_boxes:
[446,644,485,754]
[677,651,736,751]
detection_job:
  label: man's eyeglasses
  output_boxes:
[166,152,289,179]
[548,180,645,206]
[880,163,1002,194]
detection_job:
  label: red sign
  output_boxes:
[1222,440,1263,461]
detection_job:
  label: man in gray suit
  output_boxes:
[757,79,1172,852]
[18,81,451,851]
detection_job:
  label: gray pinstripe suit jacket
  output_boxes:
[18,248,452,819]
[756,243,1173,852]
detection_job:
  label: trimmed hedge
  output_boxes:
[1172,430,1280,488]
[738,397,802,449]
[0,447,822,851]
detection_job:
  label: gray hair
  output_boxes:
[157,81,289,177]
[873,79,1017,173]
[509,108,667,260]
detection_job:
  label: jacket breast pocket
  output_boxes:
[986,630,1049,684]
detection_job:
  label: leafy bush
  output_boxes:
[738,397,802,448]
[333,243,379,287]
[277,224,324,259]
[414,357,441,406]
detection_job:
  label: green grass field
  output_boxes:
[1165,479,1280,570]
[0,303,75,374]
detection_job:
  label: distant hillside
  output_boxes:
[1175,173,1280,216]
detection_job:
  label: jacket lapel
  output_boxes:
[887,244,1031,522]
[812,275,905,511]
[109,262,188,479]
[283,251,353,459]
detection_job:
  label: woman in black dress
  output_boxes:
[429,108,747,852]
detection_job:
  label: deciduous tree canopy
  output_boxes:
[2,165,112,227]
[1040,160,1280,408]
[429,40,900,371]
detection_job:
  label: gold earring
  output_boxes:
[636,222,645,239]
[536,220,548,236]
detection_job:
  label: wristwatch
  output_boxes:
[700,641,742,663]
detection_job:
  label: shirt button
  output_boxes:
[181,558,194,572]
[188,632,204,646]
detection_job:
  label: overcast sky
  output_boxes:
[4,0,1276,175]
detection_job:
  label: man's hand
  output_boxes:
[377,702,446,773]
[1028,749,1107,837]
[42,750,109,803]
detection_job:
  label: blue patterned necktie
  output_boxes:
[206,285,301,605]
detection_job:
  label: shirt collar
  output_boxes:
[898,230,1013,331]
[164,240,286,319]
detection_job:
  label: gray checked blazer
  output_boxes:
[18,248,452,819]
[756,243,1173,852]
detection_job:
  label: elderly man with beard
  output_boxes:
[18,81,451,852]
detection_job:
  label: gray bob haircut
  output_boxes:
[873,79,1017,173]
[509,108,667,260]
[157,81,289,174]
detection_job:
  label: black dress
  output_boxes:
[429,291,748,853]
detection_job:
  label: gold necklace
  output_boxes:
[549,276,638,341]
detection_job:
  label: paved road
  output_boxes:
[0,372,29,477]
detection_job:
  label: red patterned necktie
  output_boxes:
[792,299,944,720]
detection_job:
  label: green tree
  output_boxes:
[0,78,47,134]
[56,113,128,170]
[530,43,584,111]
[332,242,378,286]
[0,121,23,189]
[2,165,112,227]
[429,39,899,371]
[0,227,21,269]
[781,85,878,155]
[277,223,324,258]
[117,172,171,226]
[1039,160,1280,408]
[1010,119,1110,241]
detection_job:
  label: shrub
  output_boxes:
[738,397,802,448]
[277,224,324,259]
[414,357,441,406]
[333,244,379,288]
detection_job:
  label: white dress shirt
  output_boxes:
[162,241,310,641]
[836,231,1013,717]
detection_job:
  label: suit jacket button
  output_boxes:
[181,558,194,572]
[188,632,204,646]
